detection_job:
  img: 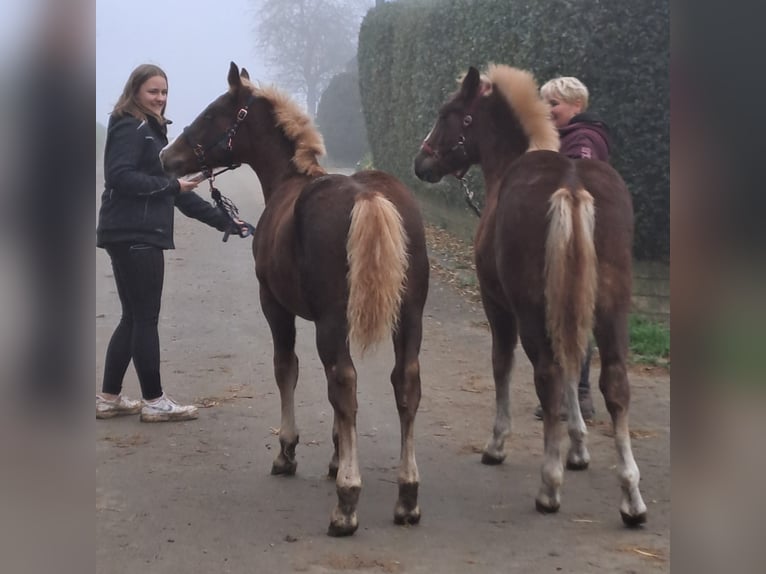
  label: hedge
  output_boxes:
[358,0,669,261]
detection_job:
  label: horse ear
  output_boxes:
[228,61,242,89]
[460,66,481,101]
[240,67,250,80]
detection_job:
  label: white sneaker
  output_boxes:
[140,394,198,422]
[96,394,142,419]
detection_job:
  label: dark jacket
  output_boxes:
[558,112,611,162]
[96,113,230,249]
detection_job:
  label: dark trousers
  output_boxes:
[579,341,593,394]
[101,243,165,400]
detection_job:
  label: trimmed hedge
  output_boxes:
[358,0,669,261]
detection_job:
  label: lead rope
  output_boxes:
[206,175,254,242]
[458,177,482,217]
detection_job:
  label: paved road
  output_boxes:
[96,167,670,573]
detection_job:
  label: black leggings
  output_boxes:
[101,243,165,400]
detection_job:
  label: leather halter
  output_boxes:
[185,93,257,179]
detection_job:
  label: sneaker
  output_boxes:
[96,394,142,419]
[140,394,198,423]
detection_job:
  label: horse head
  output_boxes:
[160,62,255,179]
[413,66,490,183]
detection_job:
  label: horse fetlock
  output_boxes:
[394,482,421,525]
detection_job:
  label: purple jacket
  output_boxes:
[558,113,611,162]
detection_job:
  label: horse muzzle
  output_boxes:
[413,150,443,183]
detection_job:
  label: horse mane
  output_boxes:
[243,80,327,177]
[483,64,560,152]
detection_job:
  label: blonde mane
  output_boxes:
[484,64,559,152]
[242,79,327,177]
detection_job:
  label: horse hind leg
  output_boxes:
[390,304,424,526]
[328,415,339,479]
[261,290,300,476]
[316,319,361,537]
[596,313,648,526]
[530,350,567,514]
[481,299,518,465]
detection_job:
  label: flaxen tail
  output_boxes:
[346,191,409,354]
[544,186,598,381]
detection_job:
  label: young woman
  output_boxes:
[96,64,251,422]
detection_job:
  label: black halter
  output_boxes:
[182,94,258,241]
[185,93,257,180]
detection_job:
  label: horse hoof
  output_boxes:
[621,510,647,528]
[535,498,560,514]
[566,459,589,471]
[394,508,421,526]
[271,459,297,476]
[481,451,506,465]
[327,516,358,537]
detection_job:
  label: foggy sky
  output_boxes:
[96,0,267,137]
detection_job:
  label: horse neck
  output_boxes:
[242,122,301,204]
[476,102,529,200]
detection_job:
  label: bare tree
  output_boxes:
[252,0,372,116]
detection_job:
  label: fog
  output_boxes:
[96,0,267,137]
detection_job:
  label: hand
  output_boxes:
[177,174,204,192]
[229,218,255,239]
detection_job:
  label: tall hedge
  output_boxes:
[358,0,669,261]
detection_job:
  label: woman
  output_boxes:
[96,64,250,422]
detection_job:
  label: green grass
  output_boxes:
[628,315,670,365]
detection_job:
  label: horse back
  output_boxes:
[492,152,633,309]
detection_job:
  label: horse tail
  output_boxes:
[544,186,598,382]
[346,191,409,354]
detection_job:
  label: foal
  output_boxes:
[414,64,647,526]
[161,63,429,536]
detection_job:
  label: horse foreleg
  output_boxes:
[481,300,517,465]
[565,375,591,470]
[261,290,299,476]
[391,307,423,526]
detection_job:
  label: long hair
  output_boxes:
[112,64,168,124]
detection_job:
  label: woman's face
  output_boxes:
[137,75,168,117]
[546,94,583,128]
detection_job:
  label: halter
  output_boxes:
[186,93,257,180]
[183,93,258,241]
[419,96,484,217]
